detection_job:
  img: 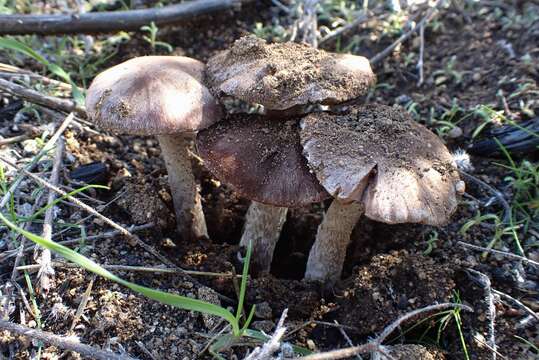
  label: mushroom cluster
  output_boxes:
[198,36,463,284]
[85,35,463,286]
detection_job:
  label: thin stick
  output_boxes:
[0,0,248,35]
[10,196,44,281]
[319,12,369,45]
[370,2,440,65]
[0,79,85,117]
[458,241,538,267]
[334,320,362,360]
[0,113,74,209]
[244,309,289,360]
[0,133,30,146]
[0,319,138,360]
[466,269,497,360]
[299,303,473,360]
[135,341,157,360]
[1,223,154,261]
[416,21,425,86]
[70,275,95,332]
[458,170,512,225]
[0,155,174,269]
[0,63,72,90]
[17,262,242,278]
[37,137,64,291]
[492,289,539,322]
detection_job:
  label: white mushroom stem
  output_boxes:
[157,134,208,241]
[240,201,288,273]
[305,200,363,285]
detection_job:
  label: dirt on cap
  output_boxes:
[205,35,375,110]
[300,104,461,225]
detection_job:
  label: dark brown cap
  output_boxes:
[300,104,461,225]
[196,114,329,207]
[206,35,375,110]
[86,56,222,135]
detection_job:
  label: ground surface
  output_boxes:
[0,1,538,359]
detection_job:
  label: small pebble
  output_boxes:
[448,126,463,138]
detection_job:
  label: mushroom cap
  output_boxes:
[300,104,461,226]
[196,114,329,207]
[86,56,222,135]
[205,35,376,111]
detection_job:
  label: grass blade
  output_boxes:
[0,211,240,335]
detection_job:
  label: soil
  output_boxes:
[205,35,376,110]
[1,1,538,360]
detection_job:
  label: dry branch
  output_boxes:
[17,262,241,278]
[0,0,248,35]
[36,137,64,292]
[0,319,137,360]
[370,2,440,65]
[0,78,85,117]
[298,303,473,360]
[458,241,538,267]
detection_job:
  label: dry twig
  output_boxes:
[370,1,441,65]
[458,170,512,225]
[458,241,538,267]
[0,63,72,90]
[466,269,497,360]
[36,137,64,292]
[319,11,369,45]
[0,0,248,35]
[0,79,85,117]
[492,288,539,322]
[0,155,175,269]
[298,303,473,360]
[0,319,138,360]
[17,262,242,278]
[0,113,74,209]
[416,21,425,86]
[244,309,290,360]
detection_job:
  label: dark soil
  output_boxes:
[1,1,538,360]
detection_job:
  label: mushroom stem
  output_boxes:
[305,200,363,285]
[240,201,288,274]
[157,134,208,241]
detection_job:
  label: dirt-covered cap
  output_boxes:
[86,56,222,135]
[205,35,375,111]
[300,104,461,225]
[196,114,329,207]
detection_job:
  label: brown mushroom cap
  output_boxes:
[86,56,222,135]
[196,114,329,207]
[205,35,376,111]
[300,104,461,225]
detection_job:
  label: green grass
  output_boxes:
[0,202,308,357]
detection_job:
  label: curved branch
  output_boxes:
[0,0,248,35]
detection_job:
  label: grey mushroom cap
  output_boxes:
[205,35,376,111]
[86,56,222,135]
[300,104,462,226]
[196,113,329,207]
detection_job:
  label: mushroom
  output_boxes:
[86,56,222,241]
[204,35,374,270]
[300,104,464,284]
[196,114,329,273]
[206,35,375,110]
